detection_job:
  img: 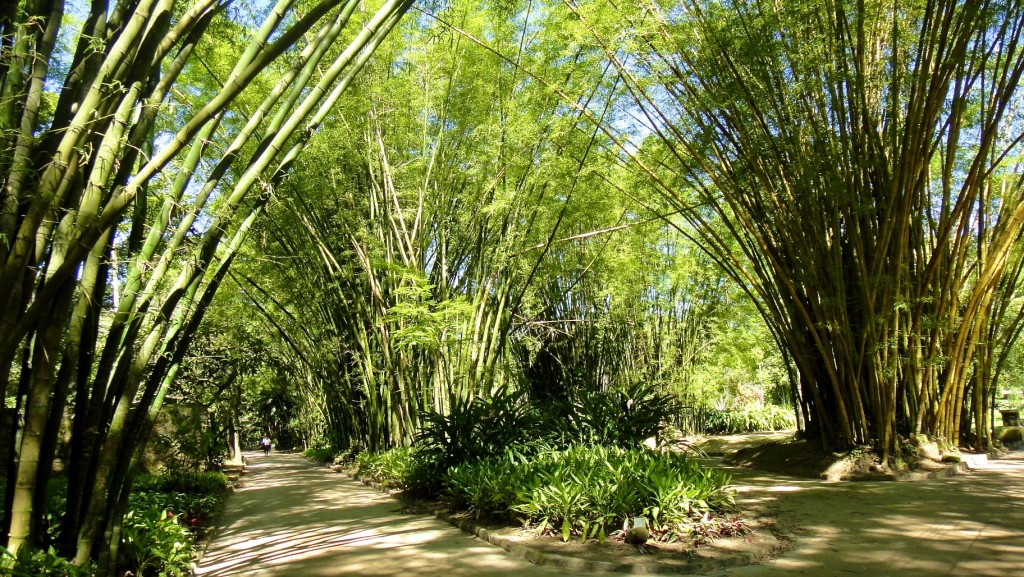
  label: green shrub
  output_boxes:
[302,437,340,464]
[0,546,95,576]
[119,506,193,577]
[133,471,229,496]
[130,471,228,540]
[119,469,230,573]
[302,445,338,464]
[416,387,540,471]
[127,491,220,538]
[542,381,675,448]
[443,447,529,517]
[354,447,421,491]
[703,405,796,434]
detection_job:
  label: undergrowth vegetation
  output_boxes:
[449,445,735,542]
[356,444,739,543]
[340,384,743,545]
[1,471,230,576]
[702,406,796,434]
[302,440,339,465]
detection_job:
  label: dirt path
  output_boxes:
[197,450,1024,576]
[194,453,568,577]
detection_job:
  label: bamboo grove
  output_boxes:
[4,0,1024,570]
[561,0,1024,458]
[235,4,742,451]
[219,0,1024,464]
[0,0,412,570]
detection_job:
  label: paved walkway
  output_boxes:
[194,453,567,577]
[196,450,1024,577]
[712,451,1024,577]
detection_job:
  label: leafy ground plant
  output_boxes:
[0,545,95,576]
[443,445,736,543]
[117,471,231,575]
[119,507,193,577]
[131,472,230,538]
[302,439,339,464]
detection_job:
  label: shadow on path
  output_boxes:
[709,451,1024,577]
[194,453,566,577]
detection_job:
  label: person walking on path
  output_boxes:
[260,436,271,456]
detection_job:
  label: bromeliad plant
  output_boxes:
[411,387,541,492]
[118,507,193,577]
[416,387,541,466]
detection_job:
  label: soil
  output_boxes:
[721,435,965,481]
[476,518,784,574]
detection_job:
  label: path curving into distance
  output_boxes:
[196,449,1024,577]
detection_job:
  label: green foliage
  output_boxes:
[361,444,733,543]
[442,446,734,543]
[302,442,339,465]
[703,406,796,434]
[0,546,95,576]
[121,470,230,572]
[415,387,540,471]
[354,447,418,491]
[118,507,193,577]
[132,472,230,497]
[442,447,531,518]
[414,380,674,484]
[127,491,220,540]
[545,381,675,447]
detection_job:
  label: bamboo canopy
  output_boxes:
[0,0,412,570]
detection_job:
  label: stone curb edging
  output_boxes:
[340,466,780,575]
